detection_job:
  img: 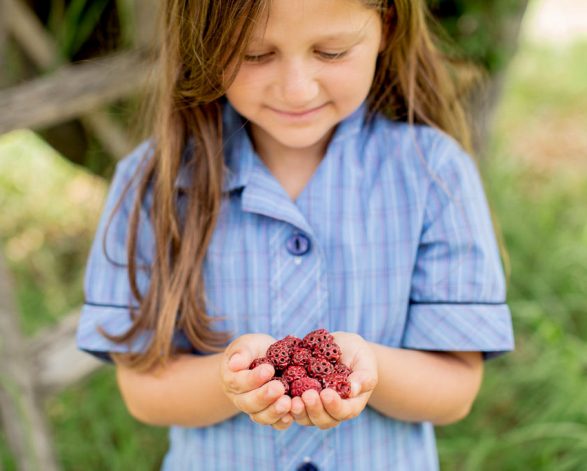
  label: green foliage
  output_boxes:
[0,131,106,336]
[438,154,587,470]
[45,0,133,63]
[436,40,587,470]
[429,0,529,72]
[46,368,168,471]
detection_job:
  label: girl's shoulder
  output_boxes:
[367,112,474,175]
[115,139,155,181]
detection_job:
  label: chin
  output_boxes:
[268,128,333,150]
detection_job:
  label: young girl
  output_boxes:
[76,0,514,469]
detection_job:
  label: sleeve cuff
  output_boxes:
[401,302,515,360]
[76,303,193,362]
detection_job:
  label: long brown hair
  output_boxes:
[106,0,476,372]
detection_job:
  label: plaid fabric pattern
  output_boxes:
[77,101,514,470]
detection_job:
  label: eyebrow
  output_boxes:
[250,31,364,44]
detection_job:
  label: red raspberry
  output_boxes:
[290,377,322,397]
[307,356,334,379]
[303,329,334,350]
[322,373,351,399]
[266,341,292,370]
[291,347,313,367]
[334,363,352,377]
[314,340,341,364]
[249,357,273,370]
[282,365,307,384]
[272,376,290,395]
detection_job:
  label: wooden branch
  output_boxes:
[4,0,146,157]
[28,310,104,396]
[4,0,60,70]
[0,252,59,471]
[132,0,160,50]
[0,49,155,134]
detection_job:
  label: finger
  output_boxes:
[320,388,356,421]
[272,413,294,431]
[302,389,339,430]
[228,350,255,372]
[348,371,377,397]
[234,379,287,415]
[291,396,312,426]
[248,393,291,425]
[223,363,275,395]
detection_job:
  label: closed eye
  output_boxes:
[243,50,349,64]
[243,53,273,63]
[316,50,348,61]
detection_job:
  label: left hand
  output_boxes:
[290,331,378,430]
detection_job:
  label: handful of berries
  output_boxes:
[249,328,353,399]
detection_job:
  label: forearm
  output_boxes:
[116,353,239,428]
[367,343,483,425]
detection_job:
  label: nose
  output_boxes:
[277,58,320,109]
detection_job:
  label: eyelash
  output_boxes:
[243,50,348,63]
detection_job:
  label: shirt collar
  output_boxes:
[175,99,367,193]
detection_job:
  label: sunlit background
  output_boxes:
[1,0,586,469]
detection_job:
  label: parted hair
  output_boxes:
[104,0,474,372]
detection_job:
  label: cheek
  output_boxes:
[322,65,373,100]
[226,67,269,96]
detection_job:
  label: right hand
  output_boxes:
[220,333,293,430]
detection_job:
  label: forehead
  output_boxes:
[249,0,380,44]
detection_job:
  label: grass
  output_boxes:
[0,37,586,471]
[436,39,587,470]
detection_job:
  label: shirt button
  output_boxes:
[296,463,319,471]
[286,232,311,256]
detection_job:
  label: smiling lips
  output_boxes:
[270,103,327,118]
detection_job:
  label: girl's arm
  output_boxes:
[115,333,294,429]
[367,345,483,425]
[115,352,240,427]
[290,333,483,428]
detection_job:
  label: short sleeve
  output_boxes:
[75,141,191,362]
[401,133,514,360]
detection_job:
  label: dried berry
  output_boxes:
[303,329,334,350]
[334,363,352,377]
[322,373,351,399]
[290,377,322,397]
[307,356,334,379]
[282,365,307,384]
[291,347,313,367]
[314,341,341,364]
[266,341,292,370]
[256,328,353,399]
[282,335,303,350]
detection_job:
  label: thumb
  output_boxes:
[228,348,253,372]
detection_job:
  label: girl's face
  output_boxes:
[224,0,384,159]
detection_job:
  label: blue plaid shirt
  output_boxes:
[77,101,514,470]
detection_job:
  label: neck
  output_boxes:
[248,124,334,174]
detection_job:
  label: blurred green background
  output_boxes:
[1,0,587,469]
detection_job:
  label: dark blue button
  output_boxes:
[296,463,319,471]
[286,233,311,256]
